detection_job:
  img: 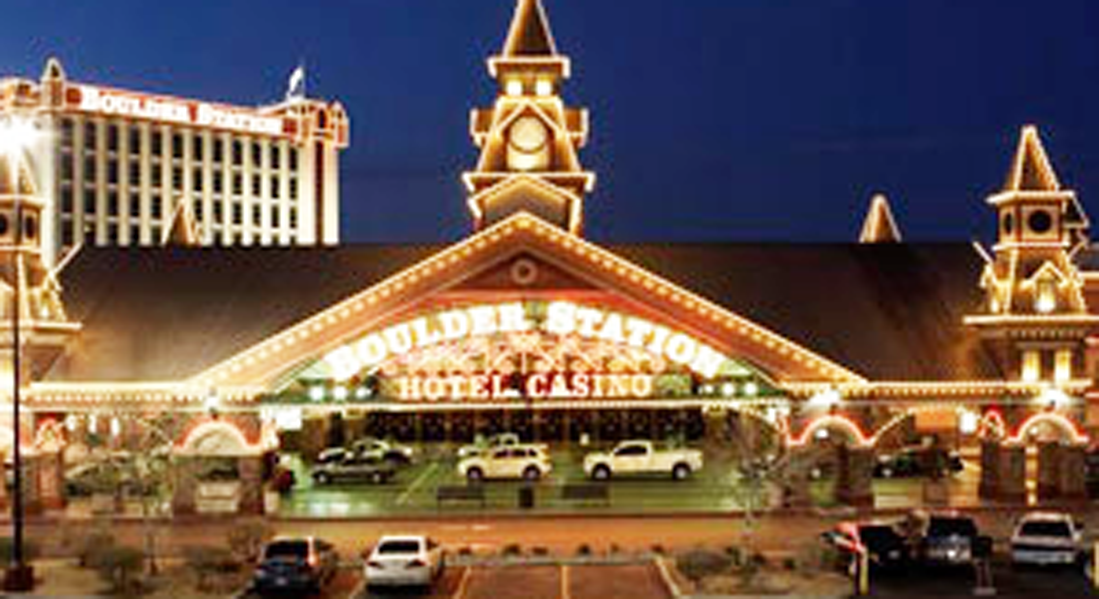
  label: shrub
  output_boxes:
[676,549,732,584]
[94,545,145,595]
[184,545,238,592]
[227,520,271,563]
[650,544,667,556]
[0,538,39,564]
[501,543,522,557]
[783,556,798,571]
[723,545,743,566]
[78,532,117,568]
[532,546,550,557]
[576,543,593,557]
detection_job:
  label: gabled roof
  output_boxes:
[50,220,997,385]
[859,194,902,243]
[502,0,558,58]
[1004,125,1060,192]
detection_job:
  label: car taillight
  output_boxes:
[367,560,384,569]
[406,559,426,568]
[307,553,319,569]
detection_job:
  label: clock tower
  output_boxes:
[463,0,595,235]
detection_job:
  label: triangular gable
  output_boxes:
[163,200,200,246]
[466,174,584,234]
[191,212,866,391]
[858,194,902,243]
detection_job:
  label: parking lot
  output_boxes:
[871,561,1095,598]
[276,446,981,518]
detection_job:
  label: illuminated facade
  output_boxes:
[1,0,1099,513]
[0,58,349,266]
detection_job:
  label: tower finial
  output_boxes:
[858,193,902,243]
[502,0,558,58]
[1004,125,1060,192]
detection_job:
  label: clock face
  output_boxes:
[509,116,549,153]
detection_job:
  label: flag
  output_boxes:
[286,65,306,100]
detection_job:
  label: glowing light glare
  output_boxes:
[1008,411,1089,446]
[354,386,371,400]
[1036,387,1072,408]
[1035,291,1057,314]
[808,388,841,408]
[332,385,349,401]
[958,410,979,435]
[535,79,553,96]
[743,382,759,397]
[721,382,737,398]
[109,417,121,438]
[308,386,326,402]
[203,390,221,412]
[0,117,39,158]
[505,80,523,96]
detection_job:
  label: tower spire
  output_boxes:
[464,0,594,235]
[1004,124,1060,192]
[858,193,902,243]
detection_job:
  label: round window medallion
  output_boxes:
[510,258,539,286]
[1027,210,1053,235]
[509,116,548,153]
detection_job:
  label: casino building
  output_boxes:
[0,59,349,267]
[1,0,1098,513]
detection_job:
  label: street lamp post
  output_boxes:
[1,117,36,592]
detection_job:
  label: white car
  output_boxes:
[1010,512,1082,566]
[364,535,444,589]
[583,440,703,481]
[457,445,552,482]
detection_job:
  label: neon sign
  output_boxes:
[78,86,284,136]
[323,301,729,382]
[395,373,654,402]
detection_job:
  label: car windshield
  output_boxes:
[928,518,976,537]
[378,540,421,554]
[264,541,309,560]
[1019,521,1071,537]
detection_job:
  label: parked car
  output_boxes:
[583,440,703,481]
[312,453,396,486]
[252,537,339,596]
[351,438,415,465]
[821,520,910,572]
[909,511,981,566]
[458,432,547,459]
[874,447,964,478]
[1010,511,1083,566]
[64,460,152,497]
[457,445,552,482]
[316,447,349,465]
[364,535,445,589]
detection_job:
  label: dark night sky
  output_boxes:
[3,0,1099,244]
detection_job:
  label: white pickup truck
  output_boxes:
[583,440,703,481]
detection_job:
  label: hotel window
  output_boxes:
[150,224,161,242]
[232,174,243,195]
[61,157,73,180]
[272,208,281,228]
[253,175,261,196]
[107,159,119,184]
[152,163,162,184]
[172,133,184,159]
[1021,350,1041,383]
[151,131,163,156]
[129,162,140,186]
[213,202,223,222]
[289,208,298,229]
[61,119,74,147]
[252,142,263,167]
[61,188,73,213]
[84,157,96,182]
[193,168,203,190]
[106,223,118,245]
[232,202,242,222]
[172,166,183,189]
[129,193,140,218]
[232,140,243,164]
[107,124,119,151]
[130,224,140,245]
[195,201,204,221]
[193,136,204,161]
[129,128,141,154]
[213,172,223,194]
[253,205,262,226]
[83,195,95,215]
[84,122,97,145]
[151,195,162,217]
[107,191,119,216]
[289,177,297,199]
[271,148,280,169]
[289,148,298,171]
[213,139,224,163]
[1055,350,1073,383]
[271,176,280,199]
[62,224,73,246]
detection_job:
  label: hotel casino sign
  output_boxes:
[313,301,765,403]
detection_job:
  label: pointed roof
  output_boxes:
[0,151,36,196]
[502,0,558,57]
[162,201,200,246]
[41,56,66,82]
[859,194,902,243]
[1004,125,1061,192]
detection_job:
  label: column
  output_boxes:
[1037,442,1062,501]
[978,440,1000,499]
[998,445,1026,502]
[35,449,64,511]
[19,454,43,516]
[1059,444,1087,501]
[835,445,874,507]
[237,457,264,515]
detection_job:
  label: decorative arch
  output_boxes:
[787,414,874,448]
[177,420,260,457]
[978,411,1007,441]
[869,411,915,446]
[33,419,66,453]
[1006,412,1089,446]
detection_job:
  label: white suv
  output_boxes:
[1010,512,1082,566]
[458,445,552,482]
[365,535,444,589]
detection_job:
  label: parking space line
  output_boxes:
[560,564,571,599]
[398,462,439,506]
[452,566,472,599]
